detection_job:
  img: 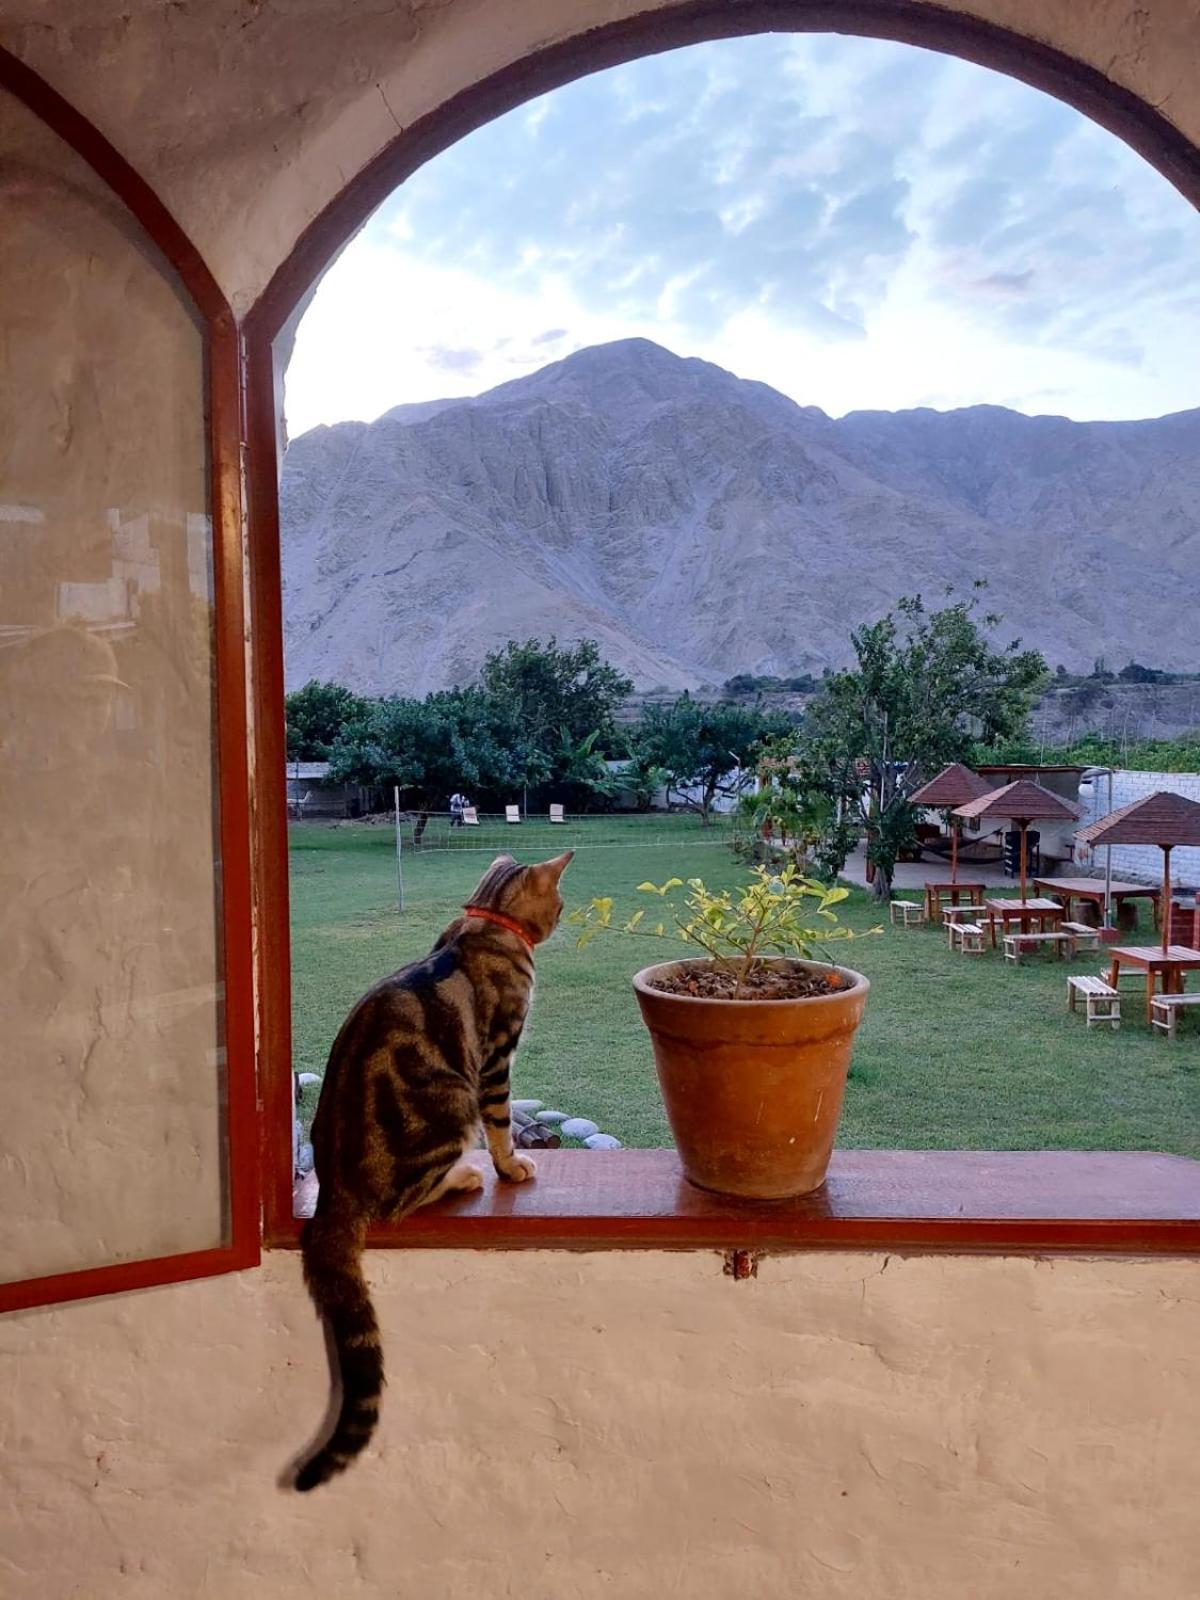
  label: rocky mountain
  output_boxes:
[280,338,1200,696]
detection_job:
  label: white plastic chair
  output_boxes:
[505,804,521,824]
[549,804,565,824]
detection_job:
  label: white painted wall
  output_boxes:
[1077,770,1200,885]
[2,1249,1200,1600]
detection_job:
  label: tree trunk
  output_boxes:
[412,810,429,844]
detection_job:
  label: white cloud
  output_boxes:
[283,32,1200,434]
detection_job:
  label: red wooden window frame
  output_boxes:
[0,49,260,1314]
[244,0,1200,1258]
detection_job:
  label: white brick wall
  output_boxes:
[1076,770,1200,887]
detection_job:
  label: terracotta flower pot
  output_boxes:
[632,958,870,1200]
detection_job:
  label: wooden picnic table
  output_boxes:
[1034,876,1161,929]
[923,880,986,921]
[985,897,1065,951]
[1107,945,1200,1021]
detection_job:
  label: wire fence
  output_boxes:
[392,809,740,854]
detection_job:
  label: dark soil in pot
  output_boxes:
[646,962,847,1001]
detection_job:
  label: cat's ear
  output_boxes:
[488,854,517,871]
[540,850,574,881]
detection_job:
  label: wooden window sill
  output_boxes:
[283,1149,1200,1254]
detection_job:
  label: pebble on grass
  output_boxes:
[561,1117,600,1139]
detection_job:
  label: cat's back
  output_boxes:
[323,932,466,1076]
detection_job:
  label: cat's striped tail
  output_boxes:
[295,1211,383,1491]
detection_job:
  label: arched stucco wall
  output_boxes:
[4,0,1200,312]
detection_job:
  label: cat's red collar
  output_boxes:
[462,905,538,950]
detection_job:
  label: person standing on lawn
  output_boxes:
[449,791,468,828]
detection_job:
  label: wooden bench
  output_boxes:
[1150,992,1200,1039]
[1004,930,1070,963]
[889,900,925,928]
[1067,975,1121,1030]
[1063,921,1100,952]
[957,921,986,955]
[942,905,975,947]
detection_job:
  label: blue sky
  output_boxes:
[285,33,1200,434]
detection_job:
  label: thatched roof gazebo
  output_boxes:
[1077,791,1200,954]
[909,762,993,883]
[955,778,1083,901]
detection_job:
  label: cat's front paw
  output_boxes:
[496,1152,536,1184]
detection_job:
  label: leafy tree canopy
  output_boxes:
[803,588,1047,897]
[327,688,540,811]
[480,638,633,773]
[285,680,371,761]
[633,696,794,822]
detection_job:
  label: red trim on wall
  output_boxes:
[0,48,260,1315]
[0,1245,258,1317]
[209,311,262,1275]
[244,328,301,1239]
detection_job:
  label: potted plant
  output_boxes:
[570,866,873,1200]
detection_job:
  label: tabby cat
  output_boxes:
[293,849,574,1491]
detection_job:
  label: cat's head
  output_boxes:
[466,851,574,944]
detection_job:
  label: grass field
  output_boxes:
[290,815,1199,1155]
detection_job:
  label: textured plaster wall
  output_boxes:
[4,0,1200,311]
[3,1248,1200,1600]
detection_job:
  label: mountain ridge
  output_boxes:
[280,339,1199,695]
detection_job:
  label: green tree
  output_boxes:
[633,696,794,824]
[284,680,370,760]
[479,637,633,782]
[327,688,539,837]
[747,731,861,879]
[553,727,621,801]
[804,590,1047,900]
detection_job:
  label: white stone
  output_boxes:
[583,1133,623,1150]
[561,1117,599,1139]
[512,1099,543,1113]
[297,1072,321,1088]
[534,1109,569,1125]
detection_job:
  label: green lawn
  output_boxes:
[290,817,1199,1155]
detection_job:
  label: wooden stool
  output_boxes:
[957,922,986,955]
[890,900,925,928]
[1150,993,1200,1039]
[942,905,974,948]
[1068,975,1121,1030]
[1004,931,1069,963]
